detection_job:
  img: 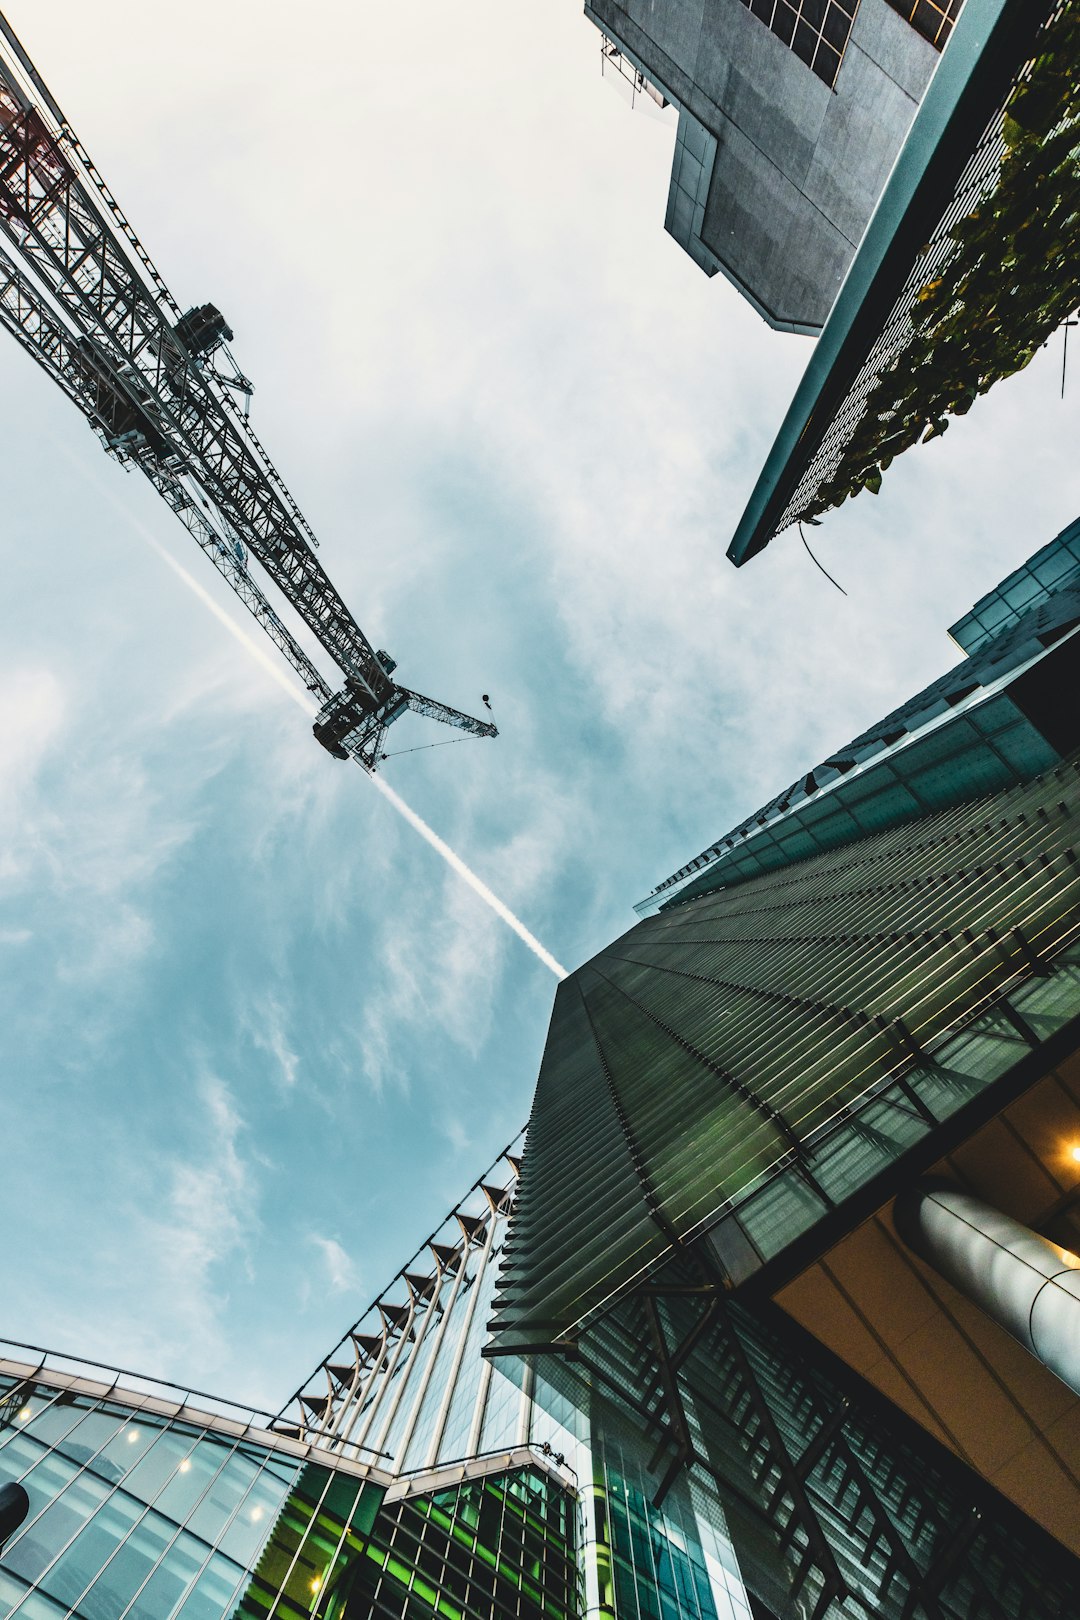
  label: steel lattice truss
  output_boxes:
[276,1144,522,1456]
[0,12,496,771]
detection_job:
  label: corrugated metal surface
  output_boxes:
[491,757,1080,1352]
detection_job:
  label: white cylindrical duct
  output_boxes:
[895,1181,1080,1398]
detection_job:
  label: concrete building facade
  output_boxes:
[588,0,956,329]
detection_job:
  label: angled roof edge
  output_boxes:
[635,581,1080,914]
[727,0,1047,566]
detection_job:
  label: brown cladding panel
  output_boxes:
[776,1057,1080,1553]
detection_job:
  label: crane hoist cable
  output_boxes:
[380,735,484,760]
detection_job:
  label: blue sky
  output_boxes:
[3,0,1080,1416]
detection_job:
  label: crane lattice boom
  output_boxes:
[0,11,496,771]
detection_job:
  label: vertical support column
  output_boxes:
[895,1181,1080,1396]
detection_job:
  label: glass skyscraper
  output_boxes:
[481,535,1080,1613]
[279,1155,757,1620]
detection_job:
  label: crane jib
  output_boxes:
[0,15,496,774]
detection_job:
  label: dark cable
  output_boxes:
[381,735,477,760]
[799,522,848,597]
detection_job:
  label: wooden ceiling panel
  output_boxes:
[776,1060,1080,1554]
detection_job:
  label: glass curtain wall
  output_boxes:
[0,1370,382,1620]
[575,1281,1080,1620]
[287,1172,757,1620]
[343,1467,578,1620]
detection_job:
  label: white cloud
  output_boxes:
[310,1235,361,1296]
[22,1073,265,1389]
[0,667,66,794]
[0,659,208,994]
[247,992,301,1092]
[120,1075,261,1374]
[0,668,67,886]
[56,900,153,985]
[440,1115,471,1157]
[165,1078,254,1284]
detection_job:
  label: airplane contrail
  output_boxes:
[367,772,568,980]
[78,460,569,981]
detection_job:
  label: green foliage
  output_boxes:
[801,7,1080,524]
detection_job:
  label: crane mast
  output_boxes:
[0,12,496,773]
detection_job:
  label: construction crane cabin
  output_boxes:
[0,11,496,773]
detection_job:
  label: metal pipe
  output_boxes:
[895,1180,1080,1396]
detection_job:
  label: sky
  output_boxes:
[2,0,1080,1416]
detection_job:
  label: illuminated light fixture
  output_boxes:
[310,1576,322,1593]
[1070,1145,1080,1164]
[127,1429,140,1442]
[179,1459,192,1473]
[250,1506,264,1521]
[16,1406,31,1423]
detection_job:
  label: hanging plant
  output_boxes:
[799,5,1080,522]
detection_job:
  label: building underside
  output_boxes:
[728,0,1080,564]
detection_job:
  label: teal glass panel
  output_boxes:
[903,743,1013,807]
[0,1381,341,1620]
[187,1454,260,1548]
[7,1591,66,1619]
[477,1363,521,1455]
[84,1508,183,1614]
[36,1489,143,1612]
[1011,951,1080,1031]
[971,693,1021,738]
[123,1528,209,1619]
[173,1551,245,1619]
[1033,548,1077,586]
[775,829,818,861]
[0,1435,51,1481]
[48,1407,127,1463]
[1002,572,1042,610]
[94,1419,159,1479]
[736,1173,826,1261]
[603,1455,733,1620]
[848,781,923,831]
[989,718,1059,777]
[437,1258,500,1463]
[215,1461,295,1568]
[376,1316,439,1466]
[152,1438,232,1524]
[401,1268,476,1470]
[0,1399,82,1457]
[3,1466,111,1589]
[122,1427,200,1506]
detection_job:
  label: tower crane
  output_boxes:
[0,12,496,772]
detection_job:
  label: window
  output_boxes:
[741,0,860,89]
[885,0,963,51]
